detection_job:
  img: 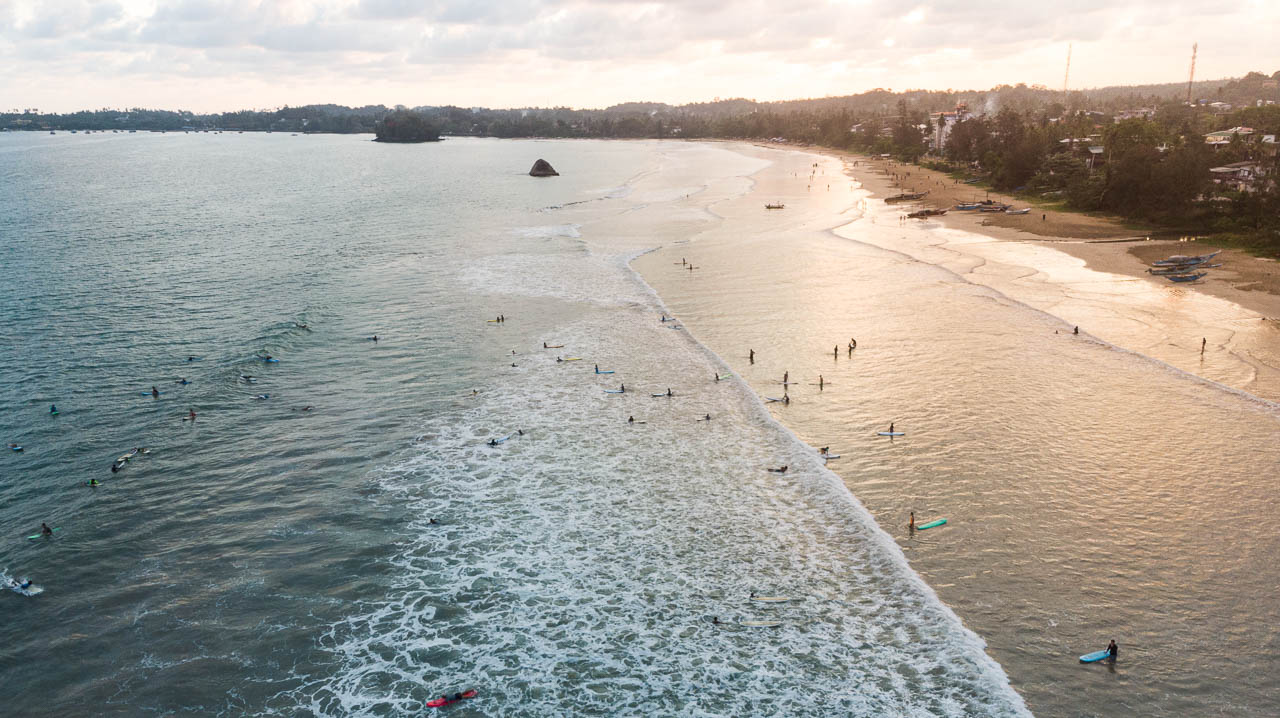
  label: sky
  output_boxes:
[1,0,1278,113]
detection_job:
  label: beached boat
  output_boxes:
[1167,272,1207,283]
[885,191,928,204]
[978,204,1010,213]
[954,203,983,210]
[907,209,948,218]
[1153,251,1220,267]
[765,203,785,209]
[1006,208,1032,215]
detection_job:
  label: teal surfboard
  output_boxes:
[27,528,60,540]
[1079,650,1110,663]
[916,518,947,530]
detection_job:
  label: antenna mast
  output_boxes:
[1063,44,1072,105]
[1186,42,1197,104]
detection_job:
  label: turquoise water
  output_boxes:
[1,135,1028,716]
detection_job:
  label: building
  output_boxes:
[1209,161,1266,192]
[1205,127,1255,147]
[928,103,973,152]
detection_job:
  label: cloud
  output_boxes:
[0,0,1276,111]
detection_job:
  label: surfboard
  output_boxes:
[750,596,790,603]
[1079,650,1111,663]
[595,370,615,374]
[6,582,42,596]
[261,358,279,363]
[486,319,500,323]
[140,391,165,396]
[627,421,647,425]
[764,397,785,403]
[651,393,672,397]
[603,389,625,394]
[9,445,22,452]
[487,434,513,445]
[878,432,905,436]
[563,357,582,361]
[821,454,841,459]
[544,344,564,348]
[741,620,782,627]
[717,374,732,380]
[916,518,947,530]
[427,690,477,708]
[27,528,60,540]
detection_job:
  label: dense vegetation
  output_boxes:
[373,109,441,142]
[5,70,1278,247]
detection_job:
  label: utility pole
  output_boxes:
[1186,42,1198,105]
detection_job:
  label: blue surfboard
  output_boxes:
[1079,650,1111,663]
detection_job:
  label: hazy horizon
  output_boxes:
[2,0,1277,114]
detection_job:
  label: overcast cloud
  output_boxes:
[1,0,1276,111]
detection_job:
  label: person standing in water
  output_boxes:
[889,422,895,433]
[1073,326,1079,335]
[909,512,915,531]
[1106,639,1118,662]
[628,416,635,424]
[1201,337,1207,355]
[818,375,824,390]
[749,349,755,364]
[833,346,839,359]
[151,386,160,398]
[187,408,196,422]
[41,523,53,536]
[50,404,58,414]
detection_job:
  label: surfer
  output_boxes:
[819,447,829,456]
[783,371,789,383]
[176,378,190,385]
[254,394,269,400]
[1073,326,1079,335]
[499,314,505,323]
[543,342,549,348]
[889,422,895,433]
[749,349,755,364]
[619,384,626,393]
[41,523,53,536]
[714,373,719,383]
[187,356,195,362]
[371,335,378,342]
[10,578,31,590]
[88,478,100,486]
[8,444,21,452]
[909,512,915,531]
[1106,640,1118,662]
[818,375,824,389]
[556,357,563,363]
[428,518,439,525]
[151,386,160,398]
[628,416,635,424]
[595,364,599,372]
[110,462,120,473]
[702,413,712,421]
[1201,337,1207,354]
[834,346,839,359]
[187,408,196,421]
[783,394,790,405]
[712,617,721,625]
[850,338,857,350]
[665,388,673,396]
[50,404,58,414]
[767,465,788,473]
[241,374,254,382]
[488,438,499,446]
[511,362,517,367]
[296,323,308,329]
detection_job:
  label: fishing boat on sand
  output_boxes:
[954,202,983,210]
[885,191,928,203]
[1006,208,1032,215]
[1166,272,1207,283]
[907,208,948,219]
[1152,251,1220,267]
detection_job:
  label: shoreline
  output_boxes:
[762,142,1280,324]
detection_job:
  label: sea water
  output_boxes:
[0,135,1028,716]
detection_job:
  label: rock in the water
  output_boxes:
[529,159,559,177]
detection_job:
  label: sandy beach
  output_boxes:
[786,145,1280,325]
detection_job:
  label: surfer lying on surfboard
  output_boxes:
[766,465,788,473]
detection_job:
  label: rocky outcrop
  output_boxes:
[529,159,559,177]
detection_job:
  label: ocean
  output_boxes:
[2,132,1276,717]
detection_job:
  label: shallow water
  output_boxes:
[1,135,1028,716]
[636,147,1280,717]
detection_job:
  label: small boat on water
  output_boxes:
[1006,208,1032,215]
[1153,251,1219,267]
[885,191,928,204]
[765,203,785,209]
[1167,272,1207,283]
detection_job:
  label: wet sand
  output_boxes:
[831,148,1280,324]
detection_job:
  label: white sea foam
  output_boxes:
[268,143,1031,717]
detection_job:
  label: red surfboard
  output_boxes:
[427,690,477,708]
